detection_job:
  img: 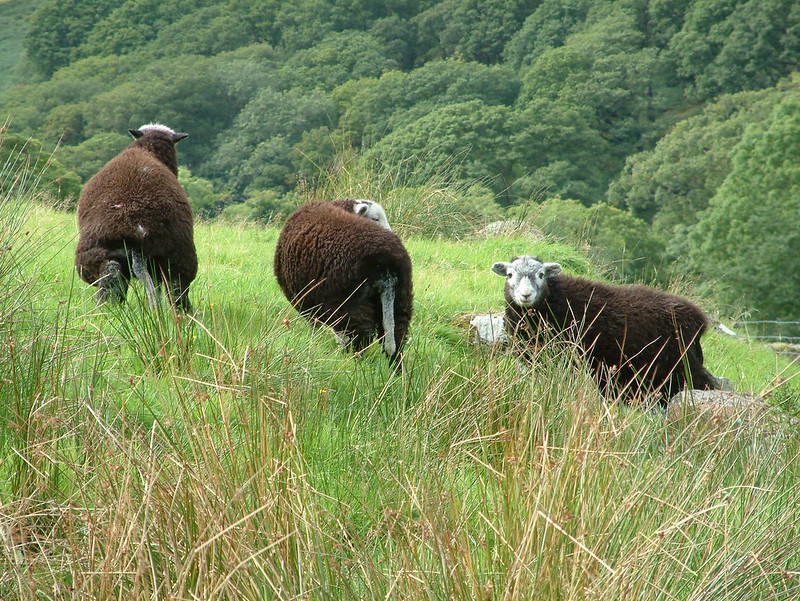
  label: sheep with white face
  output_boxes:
[492,255,562,308]
[331,198,392,230]
[491,254,718,404]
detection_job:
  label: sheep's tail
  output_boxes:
[378,273,398,360]
[129,248,159,309]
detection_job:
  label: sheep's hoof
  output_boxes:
[333,331,351,347]
[96,260,127,304]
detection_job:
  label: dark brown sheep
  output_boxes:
[492,255,717,403]
[75,124,196,310]
[274,200,413,366]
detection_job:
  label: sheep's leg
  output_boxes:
[129,248,159,309]
[96,259,128,304]
[377,273,398,360]
[170,281,193,312]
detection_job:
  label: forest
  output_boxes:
[1,0,800,321]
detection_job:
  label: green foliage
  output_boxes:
[671,0,800,100]
[76,55,237,166]
[277,30,399,92]
[687,91,800,320]
[518,5,682,165]
[55,131,128,181]
[365,100,515,199]
[503,0,591,69]
[413,0,537,64]
[23,0,115,76]
[0,52,148,139]
[218,188,301,223]
[508,96,614,204]
[178,166,221,218]
[204,87,337,194]
[137,4,267,58]
[338,59,518,146]
[72,0,215,60]
[516,196,666,281]
[0,130,81,206]
[0,0,46,91]
[8,0,800,321]
[608,80,795,227]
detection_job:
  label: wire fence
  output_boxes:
[733,320,800,344]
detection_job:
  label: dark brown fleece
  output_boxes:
[75,129,197,303]
[274,201,413,362]
[506,275,715,402]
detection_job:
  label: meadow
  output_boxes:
[2,170,800,600]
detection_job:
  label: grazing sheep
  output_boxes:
[274,199,413,366]
[492,255,716,402]
[75,123,197,311]
[330,198,391,230]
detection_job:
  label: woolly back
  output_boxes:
[274,201,411,302]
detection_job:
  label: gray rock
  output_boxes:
[666,389,793,435]
[469,313,508,346]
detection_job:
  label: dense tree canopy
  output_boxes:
[3,0,800,317]
[687,90,800,319]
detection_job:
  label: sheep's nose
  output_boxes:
[520,291,532,300]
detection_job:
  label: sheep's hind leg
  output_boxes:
[129,248,160,309]
[169,280,193,312]
[377,273,400,365]
[96,260,128,304]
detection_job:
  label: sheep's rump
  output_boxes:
[274,202,413,353]
[75,147,197,288]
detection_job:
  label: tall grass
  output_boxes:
[1,154,799,599]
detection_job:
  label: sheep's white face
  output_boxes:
[353,199,391,230]
[491,256,562,308]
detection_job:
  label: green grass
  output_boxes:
[2,187,799,600]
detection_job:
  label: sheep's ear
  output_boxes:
[353,203,368,217]
[543,263,562,278]
[172,132,189,143]
[129,129,143,139]
[491,262,511,276]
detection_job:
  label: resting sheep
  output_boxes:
[75,123,197,310]
[274,199,413,366]
[492,255,716,403]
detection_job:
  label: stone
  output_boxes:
[469,313,508,346]
[666,389,793,435]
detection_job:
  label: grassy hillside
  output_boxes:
[2,194,799,599]
[0,0,45,92]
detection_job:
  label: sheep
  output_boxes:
[273,199,413,366]
[492,255,717,403]
[330,197,391,230]
[75,123,197,311]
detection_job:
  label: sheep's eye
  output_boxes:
[507,273,513,279]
